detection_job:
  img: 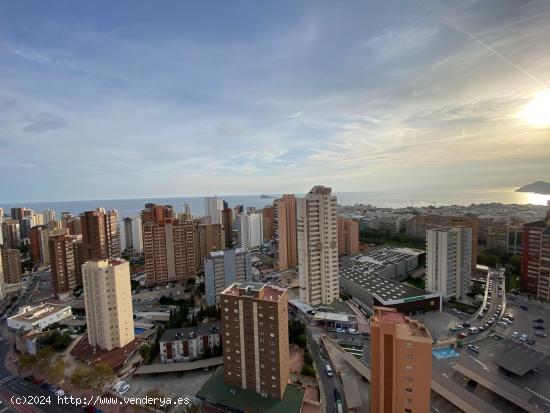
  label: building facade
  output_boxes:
[204,197,224,225]
[7,304,72,332]
[337,216,360,257]
[273,194,298,271]
[220,282,289,400]
[204,249,252,306]
[1,248,22,284]
[49,234,83,296]
[370,307,432,413]
[194,222,225,272]
[236,212,263,251]
[1,220,20,248]
[142,203,196,285]
[521,211,550,300]
[262,206,274,241]
[121,216,143,254]
[160,324,221,363]
[426,227,472,299]
[297,186,339,305]
[82,259,134,351]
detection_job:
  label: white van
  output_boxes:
[468,327,479,334]
[325,365,334,377]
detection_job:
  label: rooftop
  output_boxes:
[349,246,423,268]
[160,323,220,342]
[340,266,430,303]
[222,282,286,302]
[372,307,431,338]
[197,367,304,413]
[9,303,71,324]
[493,342,548,376]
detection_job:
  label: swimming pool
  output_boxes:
[134,327,147,335]
[432,347,459,359]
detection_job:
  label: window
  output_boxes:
[405,398,412,404]
[405,388,412,393]
[404,353,413,360]
[405,365,413,371]
[405,342,413,349]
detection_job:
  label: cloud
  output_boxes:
[22,113,66,134]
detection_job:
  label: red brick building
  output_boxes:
[521,209,550,301]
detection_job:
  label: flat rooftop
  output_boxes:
[197,367,304,413]
[372,307,431,338]
[9,303,71,323]
[340,266,428,303]
[222,282,286,302]
[493,341,548,376]
[350,246,423,267]
[161,323,220,342]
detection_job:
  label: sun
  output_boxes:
[519,89,550,128]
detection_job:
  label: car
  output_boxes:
[463,322,471,328]
[32,377,44,385]
[55,389,65,397]
[117,384,130,395]
[40,382,50,390]
[457,333,467,338]
[512,331,520,338]
[348,328,359,335]
[448,327,457,333]
[468,344,480,353]
[478,326,485,332]
[520,305,528,311]
[535,331,547,338]
[335,327,344,333]
[533,318,544,323]
[520,334,528,342]
[527,338,536,345]
[325,364,334,377]
[498,321,509,328]
[502,318,513,325]
[505,313,515,320]
[533,325,545,330]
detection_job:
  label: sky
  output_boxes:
[1,0,549,202]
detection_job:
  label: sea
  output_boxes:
[2,187,549,218]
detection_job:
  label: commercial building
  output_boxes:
[80,209,121,260]
[194,222,225,272]
[342,247,424,280]
[49,234,83,295]
[220,282,289,400]
[204,197,224,225]
[521,210,550,300]
[121,216,143,254]
[204,249,252,306]
[426,227,472,300]
[337,216,359,257]
[142,203,196,285]
[82,259,134,351]
[7,303,72,332]
[340,266,441,314]
[1,248,22,284]
[273,194,298,271]
[236,212,263,251]
[297,186,338,305]
[370,307,432,413]
[159,323,221,363]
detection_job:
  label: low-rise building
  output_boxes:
[7,303,72,332]
[159,323,221,363]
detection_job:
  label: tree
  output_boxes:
[46,358,66,384]
[18,353,37,371]
[300,364,316,377]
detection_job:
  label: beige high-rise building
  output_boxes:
[273,195,298,271]
[297,186,338,305]
[1,248,22,284]
[82,259,134,351]
[220,282,289,400]
[370,307,432,413]
[337,217,360,257]
[142,203,196,285]
[194,222,225,272]
[1,220,20,249]
[39,227,69,265]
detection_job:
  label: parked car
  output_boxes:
[527,338,536,345]
[511,331,520,338]
[535,331,547,338]
[347,328,359,335]
[468,344,480,353]
[335,327,345,333]
[497,321,509,328]
[533,318,544,323]
[520,305,528,311]
[533,325,545,330]
[520,334,528,342]
[457,333,467,338]
[325,364,334,377]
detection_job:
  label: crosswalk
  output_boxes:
[0,375,16,387]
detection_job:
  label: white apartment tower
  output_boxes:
[43,209,56,224]
[297,186,339,305]
[121,217,143,254]
[204,248,252,306]
[426,227,472,299]
[82,259,135,351]
[204,197,224,225]
[236,212,263,250]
